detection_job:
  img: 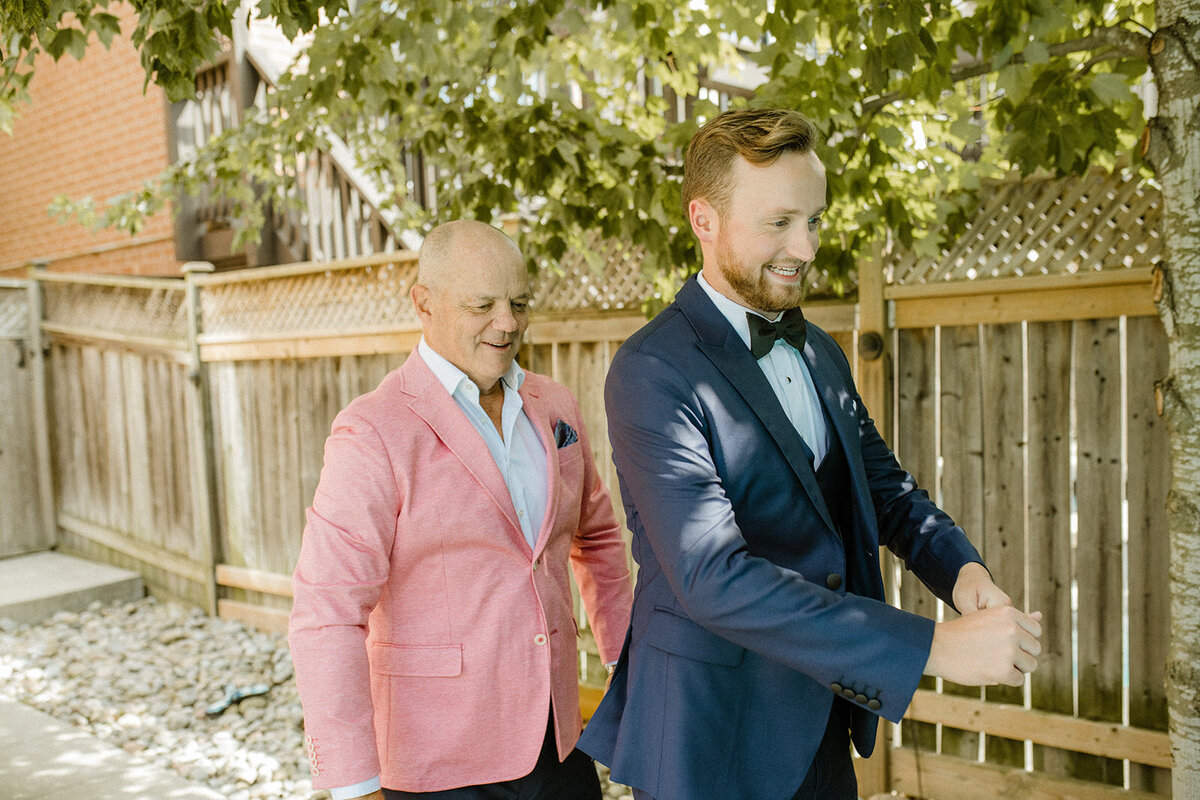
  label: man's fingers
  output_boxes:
[1015,609,1043,639]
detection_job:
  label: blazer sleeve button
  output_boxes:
[842,687,856,699]
[854,693,869,704]
[830,683,843,694]
[868,699,882,711]
[826,574,843,590]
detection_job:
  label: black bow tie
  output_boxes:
[747,308,807,359]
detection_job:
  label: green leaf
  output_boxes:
[1022,40,1049,65]
[950,113,982,144]
[1090,72,1133,105]
[996,64,1033,102]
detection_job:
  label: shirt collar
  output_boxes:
[417,338,525,400]
[696,271,782,352]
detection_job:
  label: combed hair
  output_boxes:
[681,108,820,218]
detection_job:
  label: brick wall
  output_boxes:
[0,3,180,276]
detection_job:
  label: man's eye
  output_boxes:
[772,220,788,228]
[512,302,529,313]
[809,216,823,227]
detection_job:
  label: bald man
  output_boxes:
[289,221,633,800]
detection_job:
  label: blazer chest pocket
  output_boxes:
[648,607,745,667]
[371,643,463,677]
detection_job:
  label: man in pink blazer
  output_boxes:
[289,220,633,800]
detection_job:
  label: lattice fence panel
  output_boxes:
[533,233,654,313]
[199,258,419,338]
[0,283,30,338]
[41,279,189,345]
[889,168,1162,286]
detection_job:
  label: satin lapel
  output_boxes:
[677,279,837,535]
[404,360,526,547]
[803,335,873,520]
[518,383,558,556]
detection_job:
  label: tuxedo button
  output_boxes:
[854,693,869,705]
[830,682,843,694]
[826,574,843,590]
[868,699,882,711]
[534,633,547,646]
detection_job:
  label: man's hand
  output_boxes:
[925,605,1043,687]
[952,561,1011,614]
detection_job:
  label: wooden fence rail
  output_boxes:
[0,254,1169,799]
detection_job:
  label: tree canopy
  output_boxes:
[2,0,1157,289]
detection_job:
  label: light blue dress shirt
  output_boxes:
[697,272,829,466]
[327,340,550,800]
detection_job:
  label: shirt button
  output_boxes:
[518,510,524,517]
[534,633,547,646]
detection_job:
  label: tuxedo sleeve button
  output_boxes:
[854,693,869,704]
[868,699,882,711]
[825,574,843,590]
[841,687,856,699]
[830,682,843,694]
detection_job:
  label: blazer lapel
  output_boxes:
[402,355,526,547]
[519,383,559,557]
[676,278,838,536]
[804,336,878,538]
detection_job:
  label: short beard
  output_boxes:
[714,235,807,315]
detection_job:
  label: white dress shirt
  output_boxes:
[328,340,550,800]
[697,272,829,466]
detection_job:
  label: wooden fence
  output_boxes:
[0,279,53,557]
[0,175,1172,797]
[876,271,1169,799]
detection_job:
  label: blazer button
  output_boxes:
[826,574,843,590]
[868,699,882,711]
[854,693,869,705]
[534,633,547,646]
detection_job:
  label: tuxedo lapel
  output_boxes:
[676,279,837,536]
[803,334,882,557]
[402,356,526,548]
[518,383,559,556]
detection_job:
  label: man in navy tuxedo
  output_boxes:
[578,108,1043,800]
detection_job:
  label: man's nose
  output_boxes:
[787,229,817,263]
[492,306,518,332]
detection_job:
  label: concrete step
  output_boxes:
[0,551,144,625]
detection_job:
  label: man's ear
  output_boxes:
[688,198,718,244]
[410,284,432,319]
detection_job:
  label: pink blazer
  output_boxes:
[289,353,633,792]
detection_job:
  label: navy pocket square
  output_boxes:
[553,419,578,448]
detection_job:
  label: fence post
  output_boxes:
[853,245,892,797]
[27,266,57,549]
[183,261,221,615]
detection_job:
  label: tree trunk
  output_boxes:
[1151,0,1200,796]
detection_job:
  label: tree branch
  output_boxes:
[862,25,1151,113]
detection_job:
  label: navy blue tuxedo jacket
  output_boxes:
[579,276,983,800]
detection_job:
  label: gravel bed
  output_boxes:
[0,597,631,800]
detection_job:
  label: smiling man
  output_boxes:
[289,220,633,800]
[578,108,1043,800]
